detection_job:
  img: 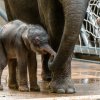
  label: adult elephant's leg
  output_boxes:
[41,54,51,81]
[8,59,18,89]
[28,51,40,91]
[48,0,89,93]
[50,53,74,93]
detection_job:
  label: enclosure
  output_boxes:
[0,0,100,100]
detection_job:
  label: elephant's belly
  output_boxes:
[38,0,64,38]
[8,0,41,24]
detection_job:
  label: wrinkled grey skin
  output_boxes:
[4,0,89,93]
[0,20,55,91]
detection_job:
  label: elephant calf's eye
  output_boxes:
[33,36,40,46]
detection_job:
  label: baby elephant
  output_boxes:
[0,20,55,91]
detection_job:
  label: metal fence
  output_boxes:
[74,0,100,57]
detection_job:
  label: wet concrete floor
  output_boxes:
[0,55,100,100]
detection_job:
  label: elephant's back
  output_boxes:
[5,0,41,24]
[1,20,23,39]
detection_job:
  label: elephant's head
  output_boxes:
[24,25,56,56]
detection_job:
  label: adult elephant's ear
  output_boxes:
[22,30,30,50]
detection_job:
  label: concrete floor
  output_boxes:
[0,55,100,100]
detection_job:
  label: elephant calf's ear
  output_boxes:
[22,31,30,50]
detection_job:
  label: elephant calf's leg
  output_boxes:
[17,61,28,92]
[0,59,7,90]
[41,54,51,81]
[28,52,40,91]
[8,59,18,89]
[16,49,29,92]
[0,42,7,90]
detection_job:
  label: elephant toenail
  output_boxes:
[66,88,76,94]
[57,89,66,94]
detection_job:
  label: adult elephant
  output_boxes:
[4,0,89,93]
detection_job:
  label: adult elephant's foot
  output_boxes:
[49,77,75,94]
[18,85,29,92]
[41,71,51,81]
[0,85,3,90]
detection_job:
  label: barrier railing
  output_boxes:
[74,0,100,57]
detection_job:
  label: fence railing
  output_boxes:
[74,0,100,57]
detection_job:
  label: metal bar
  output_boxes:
[74,45,100,55]
[81,24,92,47]
[73,58,100,64]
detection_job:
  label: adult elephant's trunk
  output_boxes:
[49,0,89,71]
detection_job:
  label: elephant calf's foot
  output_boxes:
[8,79,18,90]
[18,85,29,92]
[0,85,3,90]
[42,72,51,81]
[8,83,18,90]
[49,77,75,94]
[30,84,40,92]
